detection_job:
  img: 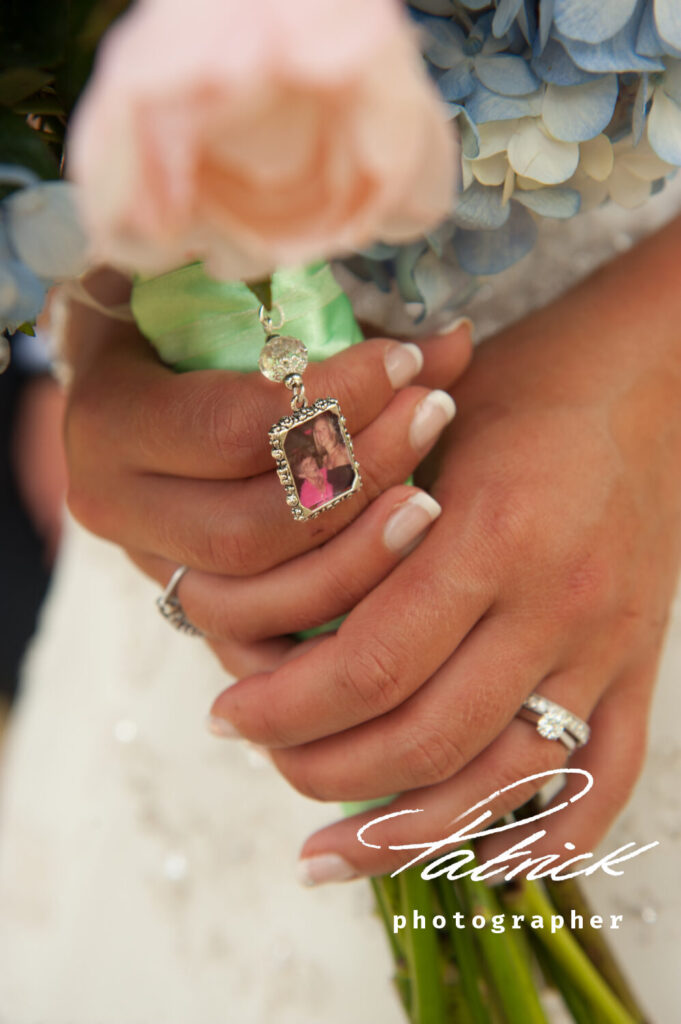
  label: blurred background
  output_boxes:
[0,331,66,739]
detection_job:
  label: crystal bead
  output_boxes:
[259,335,308,382]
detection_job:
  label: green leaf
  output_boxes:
[0,67,54,105]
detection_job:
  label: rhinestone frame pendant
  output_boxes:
[257,311,362,521]
[269,397,362,521]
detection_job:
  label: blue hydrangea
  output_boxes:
[342,1,681,324]
[1,168,88,334]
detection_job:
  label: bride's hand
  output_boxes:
[63,269,473,671]
[209,217,681,880]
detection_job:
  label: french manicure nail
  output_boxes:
[384,342,424,389]
[297,854,358,887]
[383,492,442,554]
[436,315,475,338]
[207,713,241,738]
[409,390,456,450]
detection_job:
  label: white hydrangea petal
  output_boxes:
[608,164,653,207]
[654,0,681,51]
[553,0,637,44]
[662,58,681,104]
[647,87,681,164]
[502,164,515,203]
[515,175,544,190]
[566,169,609,210]
[474,55,540,96]
[476,119,520,159]
[616,134,676,180]
[579,134,614,180]
[542,75,618,142]
[6,182,89,279]
[461,157,474,190]
[507,120,579,184]
[472,153,509,185]
[513,185,581,217]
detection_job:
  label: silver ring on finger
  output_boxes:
[156,566,203,637]
[517,693,590,753]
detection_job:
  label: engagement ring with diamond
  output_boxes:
[517,694,590,752]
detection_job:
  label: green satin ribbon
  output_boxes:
[131,260,363,372]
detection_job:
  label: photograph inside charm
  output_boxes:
[269,399,361,520]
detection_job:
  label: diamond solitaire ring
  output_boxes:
[518,694,590,752]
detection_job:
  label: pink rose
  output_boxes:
[68,0,457,281]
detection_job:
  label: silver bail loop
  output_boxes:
[284,372,307,412]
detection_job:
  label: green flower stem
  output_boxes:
[504,881,639,1024]
[532,939,596,1024]
[436,879,495,1024]
[542,878,646,1022]
[398,869,448,1024]
[371,876,408,970]
[456,874,550,1024]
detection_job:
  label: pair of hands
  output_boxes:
[64,224,681,882]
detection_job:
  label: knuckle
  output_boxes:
[199,378,263,469]
[201,507,261,576]
[478,481,535,560]
[64,382,104,449]
[65,481,111,538]
[400,723,466,788]
[560,550,615,622]
[340,637,404,716]
[281,759,333,802]
[321,562,362,614]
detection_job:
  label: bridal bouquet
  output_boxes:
[1,0,676,1020]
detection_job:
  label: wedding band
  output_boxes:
[517,694,590,752]
[156,566,203,637]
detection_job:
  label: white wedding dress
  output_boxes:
[1,185,681,1024]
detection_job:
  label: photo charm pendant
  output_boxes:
[258,311,361,521]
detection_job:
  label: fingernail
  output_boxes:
[297,854,358,887]
[409,390,456,450]
[436,315,474,338]
[383,492,442,554]
[384,342,424,389]
[207,713,240,738]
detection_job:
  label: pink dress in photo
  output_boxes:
[299,468,333,509]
